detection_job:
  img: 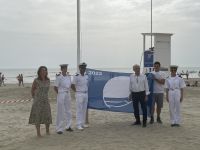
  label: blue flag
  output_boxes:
[86,68,154,115]
[144,50,154,67]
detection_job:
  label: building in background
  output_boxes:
[142,33,173,73]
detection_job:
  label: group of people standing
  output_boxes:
[130,61,186,128]
[29,63,89,137]
[17,74,24,86]
[28,61,186,137]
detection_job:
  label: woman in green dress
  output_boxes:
[29,66,52,137]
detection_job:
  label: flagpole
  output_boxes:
[77,0,81,72]
[151,0,152,49]
[77,0,89,124]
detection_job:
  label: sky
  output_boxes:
[0,0,200,69]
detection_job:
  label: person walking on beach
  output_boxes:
[17,74,24,86]
[17,74,21,86]
[150,61,166,124]
[129,64,150,127]
[29,66,52,137]
[0,72,2,86]
[1,74,6,86]
[166,65,186,127]
[20,74,24,87]
[54,64,73,134]
[71,62,89,130]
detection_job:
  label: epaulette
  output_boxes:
[56,74,61,76]
[75,73,79,76]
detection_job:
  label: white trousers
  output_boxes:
[168,90,181,124]
[76,93,88,128]
[56,92,72,132]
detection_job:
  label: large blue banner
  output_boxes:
[86,69,154,115]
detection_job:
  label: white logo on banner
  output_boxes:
[103,76,132,108]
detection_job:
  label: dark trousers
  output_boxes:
[132,91,147,123]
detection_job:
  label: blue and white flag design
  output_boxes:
[86,69,154,114]
[144,50,154,67]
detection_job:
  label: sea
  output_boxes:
[0,67,200,84]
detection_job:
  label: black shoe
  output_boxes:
[150,116,154,124]
[157,117,162,124]
[142,123,147,128]
[143,120,147,127]
[57,131,63,134]
[174,124,180,127]
[66,127,73,132]
[171,124,176,127]
[132,121,141,125]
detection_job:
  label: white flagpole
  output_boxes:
[77,0,81,72]
[77,0,89,124]
[151,0,153,49]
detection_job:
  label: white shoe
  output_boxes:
[83,124,89,128]
[77,126,84,130]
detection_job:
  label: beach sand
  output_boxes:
[0,83,200,150]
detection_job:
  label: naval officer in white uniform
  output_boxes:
[71,62,89,130]
[166,65,186,127]
[54,64,73,134]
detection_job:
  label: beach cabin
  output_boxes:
[142,33,173,73]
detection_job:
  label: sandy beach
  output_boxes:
[0,83,200,150]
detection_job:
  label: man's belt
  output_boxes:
[58,91,69,93]
[76,91,87,93]
[169,88,179,91]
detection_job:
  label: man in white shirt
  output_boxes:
[150,61,166,124]
[129,64,150,127]
[71,62,89,130]
[54,64,73,134]
[166,65,186,127]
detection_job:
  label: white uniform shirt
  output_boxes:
[152,71,166,93]
[129,74,150,95]
[54,74,71,93]
[72,74,88,92]
[165,76,186,90]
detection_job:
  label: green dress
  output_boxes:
[29,79,52,125]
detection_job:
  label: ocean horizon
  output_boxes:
[0,67,200,84]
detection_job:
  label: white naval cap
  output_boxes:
[60,64,68,67]
[79,62,87,68]
[170,65,178,68]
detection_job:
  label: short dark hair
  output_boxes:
[61,66,67,70]
[154,61,161,66]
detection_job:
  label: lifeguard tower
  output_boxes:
[141,33,173,73]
